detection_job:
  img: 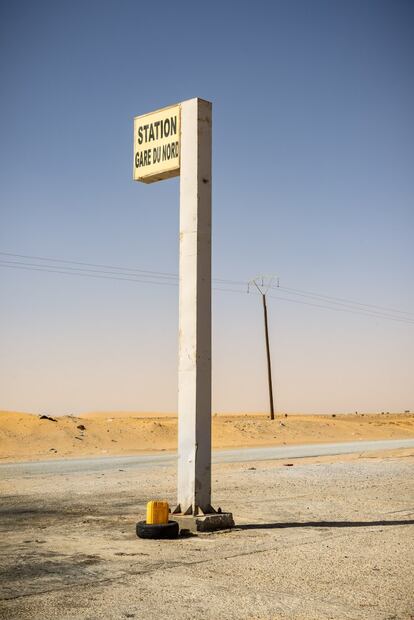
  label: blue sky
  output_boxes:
[1,0,413,414]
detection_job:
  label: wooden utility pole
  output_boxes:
[249,276,277,421]
[262,293,275,420]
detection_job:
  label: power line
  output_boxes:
[0,261,179,287]
[2,250,411,315]
[0,259,176,284]
[2,250,411,317]
[268,292,414,325]
[1,251,413,325]
[273,287,414,322]
[0,251,178,279]
[271,283,414,318]
[0,260,247,295]
[0,251,244,287]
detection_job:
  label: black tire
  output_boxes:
[136,520,179,540]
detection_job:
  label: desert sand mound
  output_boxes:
[0,410,413,462]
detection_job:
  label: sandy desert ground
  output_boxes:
[1,448,413,619]
[0,410,413,462]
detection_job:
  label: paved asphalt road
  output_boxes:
[1,438,413,478]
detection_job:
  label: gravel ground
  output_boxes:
[1,450,413,620]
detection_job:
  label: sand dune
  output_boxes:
[0,410,413,463]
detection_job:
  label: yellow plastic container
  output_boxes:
[146,500,169,525]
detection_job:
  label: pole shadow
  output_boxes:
[237,519,414,530]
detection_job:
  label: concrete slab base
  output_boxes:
[174,512,235,533]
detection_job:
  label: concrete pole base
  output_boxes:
[173,511,235,533]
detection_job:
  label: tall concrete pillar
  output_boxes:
[176,98,212,515]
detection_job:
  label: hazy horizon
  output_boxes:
[1,409,410,418]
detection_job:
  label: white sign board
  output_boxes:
[133,103,180,183]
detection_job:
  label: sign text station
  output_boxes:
[133,104,180,183]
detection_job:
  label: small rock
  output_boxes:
[39,415,57,422]
[77,424,86,431]
[248,467,256,471]
[283,463,294,467]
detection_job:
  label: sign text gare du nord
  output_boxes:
[133,104,180,184]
